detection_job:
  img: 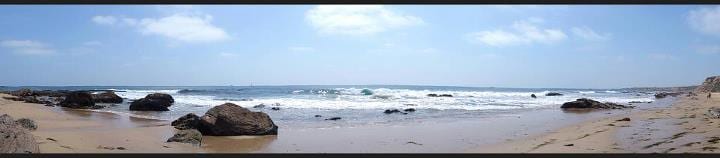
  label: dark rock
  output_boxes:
[325,117,341,121]
[0,114,39,153]
[59,91,98,109]
[427,93,453,97]
[545,92,563,96]
[616,118,631,121]
[21,96,40,104]
[371,95,392,99]
[129,93,174,111]
[384,109,402,114]
[9,88,33,97]
[166,129,202,145]
[253,104,266,108]
[404,108,416,112]
[564,144,574,146]
[2,96,23,102]
[270,107,280,111]
[129,98,170,111]
[15,118,36,131]
[33,90,69,97]
[314,115,322,117]
[145,93,174,103]
[116,147,126,150]
[198,103,278,136]
[171,113,201,130]
[91,91,123,103]
[531,94,537,98]
[654,92,681,99]
[560,98,631,109]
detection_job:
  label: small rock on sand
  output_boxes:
[325,117,341,121]
[166,129,203,145]
[616,118,631,121]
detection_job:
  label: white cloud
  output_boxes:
[688,6,720,37]
[466,19,567,46]
[92,15,117,25]
[571,26,611,41]
[305,5,424,35]
[0,40,56,55]
[288,46,315,52]
[93,13,230,43]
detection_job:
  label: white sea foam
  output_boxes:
[113,88,655,111]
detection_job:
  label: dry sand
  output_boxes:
[0,93,201,153]
[472,92,720,153]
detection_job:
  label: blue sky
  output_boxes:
[1,5,719,88]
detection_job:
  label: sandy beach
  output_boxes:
[1,89,717,153]
[473,92,720,153]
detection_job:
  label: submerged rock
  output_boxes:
[325,117,341,121]
[0,114,39,153]
[545,92,563,96]
[253,104,266,108]
[314,115,322,117]
[198,103,278,136]
[171,113,201,130]
[560,98,631,109]
[129,93,174,111]
[531,94,537,98]
[270,107,280,111]
[59,91,98,109]
[91,91,123,103]
[404,108,416,112]
[384,109,407,114]
[166,129,202,145]
[427,94,453,97]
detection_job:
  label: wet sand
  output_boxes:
[0,93,684,153]
[473,93,720,153]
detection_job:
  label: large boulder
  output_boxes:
[145,93,174,103]
[92,91,123,103]
[171,113,201,130]
[59,91,98,109]
[166,129,202,145]
[560,98,631,109]
[197,103,278,136]
[0,114,40,153]
[128,93,174,111]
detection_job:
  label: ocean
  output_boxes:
[0,85,658,129]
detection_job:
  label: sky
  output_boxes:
[1,5,720,88]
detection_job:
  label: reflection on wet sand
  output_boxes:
[200,135,277,153]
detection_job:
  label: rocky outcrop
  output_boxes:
[546,92,563,96]
[696,76,720,93]
[167,129,202,145]
[0,114,39,153]
[560,98,631,109]
[91,91,123,103]
[197,103,278,136]
[129,93,174,111]
[171,113,201,130]
[59,91,99,109]
[15,118,36,131]
[9,88,33,97]
[654,92,682,99]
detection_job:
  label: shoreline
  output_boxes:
[470,93,720,153]
[0,92,680,153]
